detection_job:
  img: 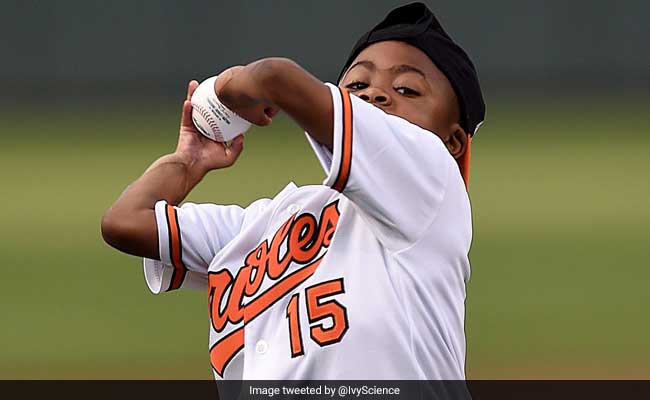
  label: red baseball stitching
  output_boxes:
[193,103,222,140]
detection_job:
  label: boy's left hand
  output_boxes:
[212,58,333,150]
[214,65,279,126]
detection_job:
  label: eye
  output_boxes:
[345,81,368,91]
[395,86,420,96]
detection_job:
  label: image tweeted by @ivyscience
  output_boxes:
[249,384,401,398]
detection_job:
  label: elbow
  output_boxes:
[100,210,126,250]
[100,208,157,259]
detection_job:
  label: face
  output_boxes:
[340,40,467,159]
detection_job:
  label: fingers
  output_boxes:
[238,105,275,126]
[252,113,273,127]
[234,134,245,145]
[180,99,195,129]
[265,107,280,119]
[222,134,245,166]
[186,80,199,100]
[255,107,279,126]
[181,80,200,129]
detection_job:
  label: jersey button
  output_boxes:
[287,204,301,214]
[255,340,268,355]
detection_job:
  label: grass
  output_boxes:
[0,94,648,378]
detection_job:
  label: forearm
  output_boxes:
[101,152,204,259]
[133,152,203,207]
[218,58,334,151]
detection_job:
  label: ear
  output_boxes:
[445,123,468,160]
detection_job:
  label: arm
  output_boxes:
[214,58,334,151]
[215,59,456,250]
[100,81,245,259]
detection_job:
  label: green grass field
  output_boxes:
[1,95,648,379]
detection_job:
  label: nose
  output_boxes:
[358,87,391,106]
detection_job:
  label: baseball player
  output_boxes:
[101,2,485,381]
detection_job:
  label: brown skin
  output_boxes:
[101,40,465,259]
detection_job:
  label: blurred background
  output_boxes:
[1,0,648,379]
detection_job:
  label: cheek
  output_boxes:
[402,110,431,131]
[423,98,454,137]
[429,101,451,132]
[396,102,441,134]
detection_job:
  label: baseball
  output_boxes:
[190,75,251,142]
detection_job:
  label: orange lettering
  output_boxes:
[244,242,268,296]
[290,214,319,263]
[267,218,293,279]
[208,270,234,333]
[207,200,341,376]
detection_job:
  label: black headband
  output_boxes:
[338,2,485,136]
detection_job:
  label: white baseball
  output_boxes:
[191,75,251,142]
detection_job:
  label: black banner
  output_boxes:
[2,380,650,400]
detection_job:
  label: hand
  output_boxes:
[214,65,279,126]
[175,80,245,175]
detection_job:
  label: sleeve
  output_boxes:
[143,198,270,294]
[305,83,453,249]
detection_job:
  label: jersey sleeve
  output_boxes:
[143,198,270,294]
[306,83,454,249]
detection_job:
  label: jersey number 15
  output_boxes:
[285,278,349,357]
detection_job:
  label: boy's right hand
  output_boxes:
[101,81,246,259]
[175,80,245,177]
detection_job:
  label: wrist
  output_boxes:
[146,152,206,187]
[170,151,209,184]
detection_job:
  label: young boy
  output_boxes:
[101,2,485,380]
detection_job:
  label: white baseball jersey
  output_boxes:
[143,83,472,380]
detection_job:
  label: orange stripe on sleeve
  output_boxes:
[165,204,187,291]
[332,88,353,193]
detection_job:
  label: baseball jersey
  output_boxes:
[143,83,472,380]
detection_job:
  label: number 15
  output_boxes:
[285,278,349,357]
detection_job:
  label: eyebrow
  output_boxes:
[347,60,426,79]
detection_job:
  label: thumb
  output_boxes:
[223,134,245,165]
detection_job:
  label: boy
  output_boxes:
[101,2,485,380]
